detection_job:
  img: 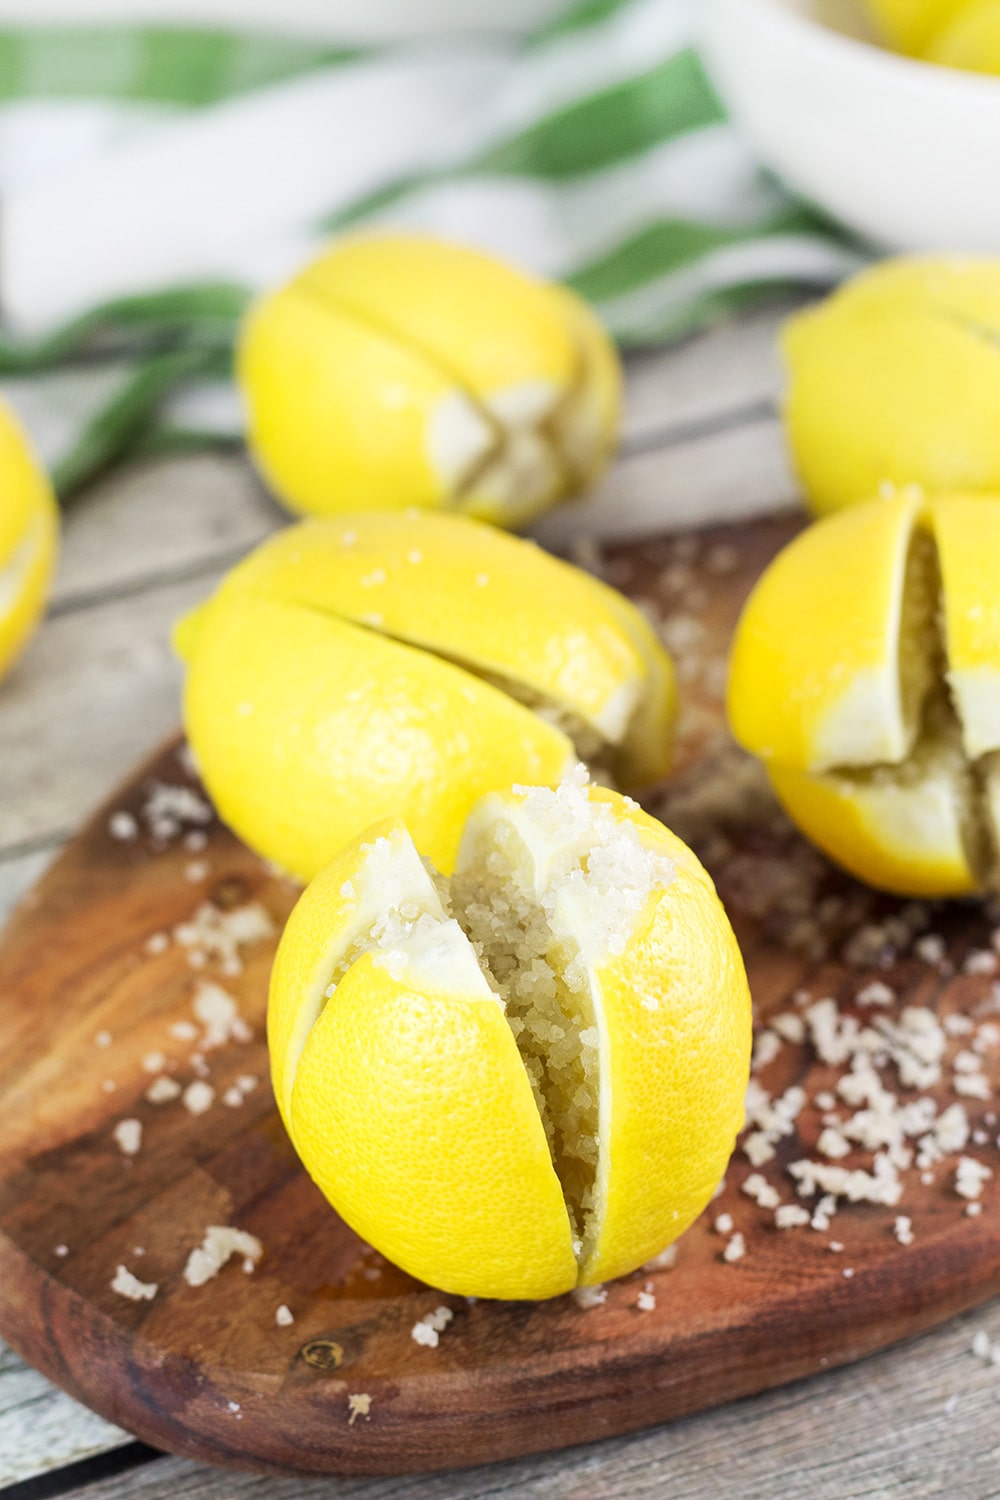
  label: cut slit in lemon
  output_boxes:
[176,511,677,882]
[268,778,751,1299]
[238,234,622,527]
[729,491,1000,896]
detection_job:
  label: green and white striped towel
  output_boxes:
[0,0,864,499]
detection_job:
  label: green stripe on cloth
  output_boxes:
[529,0,635,45]
[0,28,361,106]
[475,49,724,180]
[0,285,248,374]
[567,206,833,303]
[0,0,863,502]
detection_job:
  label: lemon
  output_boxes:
[237,233,621,529]
[174,511,676,882]
[268,774,751,1299]
[863,0,972,53]
[783,257,1000,517]
[926,0,1000,71]
[728,489,1000,897]
[0,401,58,684]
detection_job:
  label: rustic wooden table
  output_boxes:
[3,306,1000,1500]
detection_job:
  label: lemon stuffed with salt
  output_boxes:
[237,233,621,528]
[268,775,751,1299]
[926,0,1000,72]
[174,511,675,882]
[728,489,1000,897]
[784,257,1000,516]
[0,401,58,683]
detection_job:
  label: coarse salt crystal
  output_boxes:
[636,1288,656,1312]
[111,1265,158,1301]
[893,1216,914,1246]
[348,1393,372,1426]
[112,1119,142,1156]
[572,1285,607,1309]
[182,1081,215,1116]
[411,1306,454,1347]
[775,1205,810,1229]
[915,934,946,964]
[714,1213,734,1236]
[956,1156,992,1200]
[723,1233,746,1264]
[145,1075,181,1104]
[183,1226,263,1287]
[276,1305,294,1327]
[856,981,895,1007]
[109,811,138,842]
[142,1051,166,1073]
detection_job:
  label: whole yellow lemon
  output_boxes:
[174,511,675,882]
[237,233,621,528]
[728,489,1000,897]
[784,257,1000,516]
[268,775,751,1298]
[0,401,58,684]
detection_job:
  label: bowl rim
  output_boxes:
[707,0,1000,98]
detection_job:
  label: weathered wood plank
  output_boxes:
[0,846,58,927]
[47,1300,1000,1500]
[0,572,219,854]
[535,414,797,547]
[0,1341,127,1488]
[621,303,791,448]
[52,454,282,612]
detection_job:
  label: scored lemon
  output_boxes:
[926,0,1000,71]
[268,774,751,1299]
[237,233,621,529]
[174,511,676,882]
[783,257,1000,516]
[0,400,58,684]
[728,489,1000,897]
[863,0,972,53]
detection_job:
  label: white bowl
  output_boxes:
[700,0,1000,252]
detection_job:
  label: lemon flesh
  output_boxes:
[0,401,58,683]
[783,257,1000,516]
[269,777,751,1299]
[176,512,676,882]
[729,490,1000,897]
[237,233,621,527]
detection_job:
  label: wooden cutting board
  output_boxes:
[2,511,1000,1479]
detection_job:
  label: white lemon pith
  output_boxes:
[238,234,621,527]
[784,258,1000,517]
[728,491,1000,897]
[174,511,677,882]
[268,777,752,1299]
[0,401,58,682]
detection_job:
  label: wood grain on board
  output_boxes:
[2,512,1000,1478]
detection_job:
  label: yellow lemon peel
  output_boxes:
[175,512,676,881]
[268,777,751,1299]
[237,233,621,527]
[0,401,58,684]
[729,491,1000,897]
[783,257,1000,517]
